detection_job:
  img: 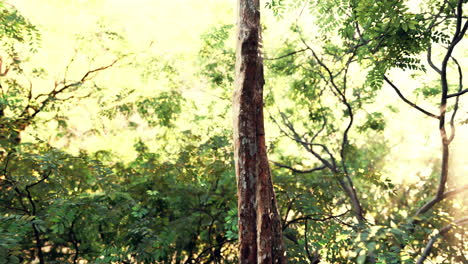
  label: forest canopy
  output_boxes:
[0,0,467,263]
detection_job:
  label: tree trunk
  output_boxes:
[233,0,285,263]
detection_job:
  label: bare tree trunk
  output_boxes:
[233,0,285,263]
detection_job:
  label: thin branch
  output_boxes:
[306,41,366,223]
[442,184,468,199]
[383,76,439,119]
[276,111,337,171]
[283,210,350,230]
[448,56,463,143]
[24,58,119,120]
[281,194,296,227]
[416,217,468,264]
[447,88,468,98]
[304,220,321,264]
[297,31,366,223]
[25,180,45,264]
[25,170,52,189]
[0,204,29,214]
[439,1,468,105]
[436,0,466,203]
[193,239,235,263]
[264,48,308,60]
[427,45,442,74]
[423,0,451,35]
[338,54,366,223]
[63,49,78,84]
[310,143,337,168]
[272,161,326,174]
[413,184,468,218]
[1,152,13,177]
[309,115,327,143]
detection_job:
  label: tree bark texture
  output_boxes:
[233,0,285,263]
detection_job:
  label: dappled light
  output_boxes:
[0,0,467,263]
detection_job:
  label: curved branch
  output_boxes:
[283,210,350,230]
[264,48,308,60]
[435,0,466,208]
[427,45,442,74]
[442,184,468,199]
[448,56,463,143]
[447,88,468,98]
[272,161,327,174]
[413,184,468,218]
[416,217,468,264]
[24,58,120,120]
[304,219,321,264]
[383,76,439,119]
[276,111,337,171]
[298,33,365,223]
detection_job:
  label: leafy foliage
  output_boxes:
[0,0,467,263]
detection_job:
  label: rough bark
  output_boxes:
[233,0,285,263]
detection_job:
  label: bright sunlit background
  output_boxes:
[2,0,467,263]
[11,0,468,204]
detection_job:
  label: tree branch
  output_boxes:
[416,217,468,264]
[272,161,327,174]
[276,111,337,171]
[24,58,120,120]
[304,220,321,264]
[383,76,439,119]
[25,170,52,189]
[427,45,442,74]
[283,210,350,230]
[292,32,366,223]
[447,88,468,98]
[413,184,468,218]
[264,48,308,60]
[448,56,463,143]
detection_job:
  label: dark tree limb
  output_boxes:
[304,220,320,264]
[24,58,120,120]
[416,217,468,264]
[427,45,442,74]
[300,37,366,223]
[270,31,366,223]
[276,111,337,170]
[281,194,297,230]
[20,170,53,264]
[68,217,80,264]
[265,48,308,60]
[413,184,468,218]
[447,56,463,143]
[383,76,439,119]
[272,161,327,174]
[433,0,466,205]
[25,185,44,264]
[447,88,468,98]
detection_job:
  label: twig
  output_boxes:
[283,210,350,230]
[264,48,308,60]
[272,161,326,174]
